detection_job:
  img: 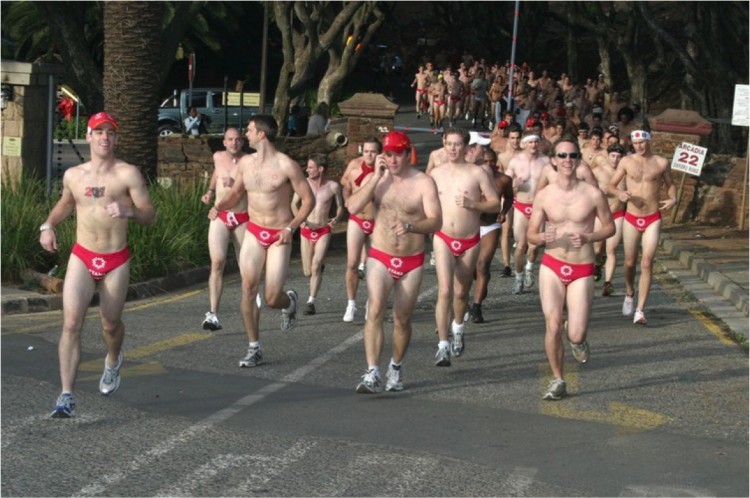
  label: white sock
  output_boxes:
[368,366,381,377]
[249,341,260,350]
[525,261,534,272]
[308,296,315,304]
[452,320,464,333]
[390,358,402,369]
[438,340,450,350]
[358,263,365,270]
[515,271,524,280]
[348,299,356,307]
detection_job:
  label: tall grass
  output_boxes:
[1,172,211,285]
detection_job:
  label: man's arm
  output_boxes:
[607,161,631,203]
[39,174,76,252]
[526,190,549,247]
[347,168,381,216]
[577,162,599,188]
[533,166,551,196]
[201,166,218,205]
[214,166,245,212]
[330,183,345,225]
[660,160,678,210]
[460,169,501,213]
[122,166,156,225]
[410,176,442,235]
[286,162,315,231]
[497,174,514,223]
[291,191,302,218]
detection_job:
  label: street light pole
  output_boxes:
[506,0,521,115]
[259,3,269,115]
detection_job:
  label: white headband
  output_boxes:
[631,130,651,141]
[521,134,540,144]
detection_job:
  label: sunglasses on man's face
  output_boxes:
[556,152,581,159]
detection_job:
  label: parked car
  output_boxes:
[158,88,270,137]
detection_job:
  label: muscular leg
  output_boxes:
[539,265,566,380]
[363,257,395,367]
[390,268,424,364]
[621,221,642,297]
[637,221,662,312]
[500,210,513,268]
[239,238,266,342]
[513,211,530,273]
[309,234,331,299]
[433,238,457,342]
[300,236,313,278]
[474,229,500,304]
[565,276,595,345]
[58,256,97,393]
[207,219,231,314]
[454,245,481,325]
[345,221,365,301]
[264,242,293,309]
[604,217,623,282]
[98,261,131,369]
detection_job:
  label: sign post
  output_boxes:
[188,53,195,109]
[670,142,708,223]
[731,84,749,230]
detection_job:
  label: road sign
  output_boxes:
[731,84,749,127]
[671,142,707,176]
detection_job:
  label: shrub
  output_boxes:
[1,172,211,285]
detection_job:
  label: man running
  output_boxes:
[347,131,442,393]
[200,127,248,331]
[608,129,677,324]
[212,115,315,367]
[292,153,344,315]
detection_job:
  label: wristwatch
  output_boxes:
[404,223,414,233]
[39,223,54,232]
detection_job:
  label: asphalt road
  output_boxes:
[2,241,748,496]
[6,100,747,496]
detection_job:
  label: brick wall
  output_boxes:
[649,130,747,227]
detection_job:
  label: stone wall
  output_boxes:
[156,132,348,187]
[1,61,64,183]
[649,129,747,228]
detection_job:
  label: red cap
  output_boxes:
[526,118,539,128]
[87,112,119,133]
[540,111,550,120]
[382,130,411,154]
[498,121,509,129]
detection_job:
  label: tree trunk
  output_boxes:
[595,35,613,108]
[103,2,163,180]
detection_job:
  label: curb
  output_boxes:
[1,265,218,317]
[660,236,748,316]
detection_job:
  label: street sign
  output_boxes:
[731,84,749,127]
[188,53,195,83]
[224,92,260,107]
[671,142,707,176]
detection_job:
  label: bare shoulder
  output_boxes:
[114,160,146,181]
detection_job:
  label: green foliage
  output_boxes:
[127,179,210,282]
[54,118,88,141]
[1,173,211,285]
[0,172,67,283]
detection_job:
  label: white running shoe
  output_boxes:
[633,309,647,325]
[356,370,382,394]
[99,352,123,396]
[343,302,357,322]
[385,364,404,392]
[622,294,634,316]
[524,269,535,289]
[202,311,222,331]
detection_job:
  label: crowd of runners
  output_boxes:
[41,58,676,417]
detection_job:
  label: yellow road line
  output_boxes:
[538,363,671,431]
[79,332,213,372]
[2,290,204,335]
[688,309,736,345]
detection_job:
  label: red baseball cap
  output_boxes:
[87,112,119,133]
[382,130,411,154]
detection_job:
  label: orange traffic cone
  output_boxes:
[410,145,418,166]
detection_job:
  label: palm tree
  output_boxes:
[103,2,163,178]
